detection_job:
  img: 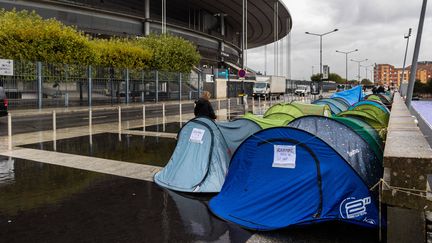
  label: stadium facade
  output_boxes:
[0,0,292,71]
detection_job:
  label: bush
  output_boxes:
[136,34,200,72]
[0,9,200,72]
[91,38,152,69]
[0,9,96,64]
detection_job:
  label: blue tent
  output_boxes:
[154,117,260,193]
[331,86,364,106]
[209,127,379,230]
[312,98,349,115]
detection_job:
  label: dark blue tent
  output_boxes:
[209,127,379,230]
[331,85,364,106]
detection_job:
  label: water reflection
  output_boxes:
[0,158,252,242]
[20,133,176,167]
[167,191,251,242]
[0,157,14,186]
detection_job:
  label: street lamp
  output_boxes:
[351,58,368,84]
[305,28,339,95]
[336,49,358,82]
[400,28,412,96]
[360,64,374,83]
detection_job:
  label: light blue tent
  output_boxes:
[154,117,261,193]
[331,85,364,106]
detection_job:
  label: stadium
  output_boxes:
[0,0,292,70]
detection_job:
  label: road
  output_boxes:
[0,101,238,136]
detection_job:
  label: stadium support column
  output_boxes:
[144,0,150,35]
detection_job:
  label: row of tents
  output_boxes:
[154,85,393,231]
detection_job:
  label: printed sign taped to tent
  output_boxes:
[190,128,205,144]
[273,145,296,168]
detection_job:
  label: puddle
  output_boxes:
[0,157,252,242]
[0,157,379,242]
[20,133,176,167]
[130,122,183,134]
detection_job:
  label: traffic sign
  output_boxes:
[238,69,246,78]
[0,59,13,76]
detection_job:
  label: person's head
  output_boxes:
[201,91,211,100]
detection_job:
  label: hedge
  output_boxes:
[0,9,200,71]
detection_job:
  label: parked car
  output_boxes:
[294,85,310,96]
[0,87,8,116]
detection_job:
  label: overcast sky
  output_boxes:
[247,0,432,81]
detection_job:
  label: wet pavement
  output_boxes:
[0,157,380,243]
[130,122,183,134]
[0,157,252,243]
[0,157,377,243]
[20,133,176,167]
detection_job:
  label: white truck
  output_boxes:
[252,76,286,98]
[294,85,311,96]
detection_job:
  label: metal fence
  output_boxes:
[0,60,207,109]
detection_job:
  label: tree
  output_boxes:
[91,38,152,69]
[310,73,321,81]
[361,79,373,85]
[414,79,427,94]
[0,9,96,64]
[136,34,201,72]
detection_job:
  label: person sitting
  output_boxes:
[194,91,217,120]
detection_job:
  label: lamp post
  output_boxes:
[400,28,412,96]
[407,0,428,108]
[361,64,374,84]
[336,49,358,82]
[351,58,368,84]
[305,28,339,96]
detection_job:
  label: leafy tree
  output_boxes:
[136,34,200,72]
[311,73,345,83]
[361,79,373,85]
[0,9,96,64]
[414,79,427,94]
[91,38,152,69]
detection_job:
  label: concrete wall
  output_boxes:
[383,92,432,242]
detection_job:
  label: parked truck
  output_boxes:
[252,76,286,98]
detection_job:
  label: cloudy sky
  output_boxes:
[247,0,432,81]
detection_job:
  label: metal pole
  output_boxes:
[8,113,12,150]
[155,70,159,103]
[37,61,42,109]
[143,105,146,131]
[346,54,348,82]
[125,68,130,104]
[401,28,412,96]
[228,98,231,119]
[89,108,92,129]
[52,110,56,132]
[179,73,182,101]
[88,65,92,107]
[162,103,166,132]
[319,35,323,96]
[179,103,182,124]
[406,0,427,107]
[118,106,122,132]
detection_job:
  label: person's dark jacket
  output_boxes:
[377,86,385,93]
[194,98,216,119]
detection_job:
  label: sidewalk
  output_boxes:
[7,98,240,118]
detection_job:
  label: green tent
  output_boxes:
[333,116,384,160]
[243,113,290,129]
[263,103,304,123]
[366,95,382,102]
[290,102,332,117]
[349,104,390,125]
[337,110,387,140]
